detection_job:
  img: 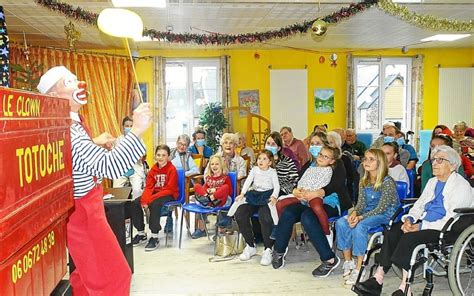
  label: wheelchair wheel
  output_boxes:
[392,250,427,284]
[448,224,474,296]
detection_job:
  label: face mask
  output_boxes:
[383,136,395,143]
[265,145,278,155]
[124,127,132,135]
[396,137,405,146]
[309,145,322,157]
[196,139,206,147]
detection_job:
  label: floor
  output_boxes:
[130,215,453,295]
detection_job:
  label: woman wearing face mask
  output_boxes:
[189,128,213,168]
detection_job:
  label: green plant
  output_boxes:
[199,102,228,152]
[11,62,44,91]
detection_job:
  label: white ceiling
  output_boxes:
[2,0,473,50]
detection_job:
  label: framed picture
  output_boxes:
[314,88,334,113]
[138,82,148,103]
[238,89,260,115]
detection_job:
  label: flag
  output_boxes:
[0,6,9,87]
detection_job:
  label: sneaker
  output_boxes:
[164,216,173,233]
[260,248,273,266]
[345,269,360,286]
[132,234,147,246]
[239,244,257,261]
[191,229,207,239]
[353,277,383,295]
[144,237,159,251]
[272,247,288,269]
[326,229,334,249]
[342,259,356,279]
[312,256,340,278]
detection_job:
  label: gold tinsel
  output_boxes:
[378,0,473,32]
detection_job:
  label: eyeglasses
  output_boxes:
[430,157,450,164]
[317,153,333,161]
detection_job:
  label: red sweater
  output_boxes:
[194,175,232,207]
[461,155,473,178]
[141,161,178,206]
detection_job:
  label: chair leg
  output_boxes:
[179,207,186,249]
[201,213,212,241]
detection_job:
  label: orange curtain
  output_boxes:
[9,45,134,137]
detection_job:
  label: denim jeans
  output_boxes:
[274,203,339,261]
[335,214,389,256]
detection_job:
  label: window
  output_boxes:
[165,59,221,146]
[354,58,412,132]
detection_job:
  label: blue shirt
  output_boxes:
[423,181,447,222]
[189,144,213,158]
[402,144,418,161]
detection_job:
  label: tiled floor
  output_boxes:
[130,216,453,295]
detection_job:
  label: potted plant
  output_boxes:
[199,102,228,152]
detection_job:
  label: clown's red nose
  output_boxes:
[78,81,87,89]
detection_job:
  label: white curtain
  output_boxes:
[220,55,231,108]
[411,54,424,149]
[153,56,166,149]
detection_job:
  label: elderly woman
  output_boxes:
[170,134,200,177]
[272,131,352,276]
[237,132,256,167]
[355,145,473,296]
[453,121,474,157]
[205,133,247,179]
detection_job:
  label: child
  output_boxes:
[381,142,410,195]
[130,144,178,251]
[228,150,280,266]
[276,145,340,235]
[191,155,232,238]
[335,148,400,285]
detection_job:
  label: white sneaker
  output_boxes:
[344,269,360,286]
[260,248,272,266]
[342,259,356,279]
[326,229,334,249]
[239,244,257,261]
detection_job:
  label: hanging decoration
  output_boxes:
[0,6,10,87]
[64,21,81,49]
[311,19,328,37]
[34,0,473,46]
[319,56,325,64]
[10,33,44,91]
[378,0,473,32]
[329,53,337,67]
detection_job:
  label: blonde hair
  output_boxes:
[220,133,239,146]
[205,154,229,178]
[360,148,389,191]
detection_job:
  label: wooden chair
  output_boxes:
[237,155,251,193]
[191,153,205,174]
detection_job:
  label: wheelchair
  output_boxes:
[352,202,474,296]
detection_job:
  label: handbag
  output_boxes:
[209,231,245,262]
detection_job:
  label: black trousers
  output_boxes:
[131,195,174,234]
[379,222,440,271]
[234,203,274,249]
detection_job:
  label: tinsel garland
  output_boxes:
[34,0,472,46]
[378,0,473,32]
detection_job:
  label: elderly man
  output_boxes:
[280,126,310,166]
[37,66,152,295]
[345,128,367,160]
[354,145,473,296]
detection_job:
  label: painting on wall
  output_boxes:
[238,89,260,115]
[314,88,335,113]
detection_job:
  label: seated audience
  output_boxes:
[333,128,351,153]
[336,148,400,285]
[189,128,213,168]
[395,130,418,170]
[345,128,367,160]
[280,126,310,166]
[131,145,178,251]
[431,124,452,137]
[381,142,410,194]
[355,145,473,296]
[453,121,474,157]
[237,132,256,166]
[327,131,356,201]
[304,124,328,148]
[171,134,200,177]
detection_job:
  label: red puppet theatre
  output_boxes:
[37,66,152,295]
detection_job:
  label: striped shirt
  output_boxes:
[70,113,146,198]
[275,154,299,195]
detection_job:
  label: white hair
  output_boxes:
[430,145,461,170]
[220,133,239,146]
[177,134,191,146]
[327,131,342,148]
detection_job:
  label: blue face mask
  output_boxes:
[396,137,405,146]
[196,139,206,147]
[124,127,131,135]
[309,145,322,157]
[383,136,395,143]
[265,145,278,155]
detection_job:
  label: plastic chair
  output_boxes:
[406,168,415,198]
[162,169,186,247]
[179,171,238,248]
[357,132,374,149]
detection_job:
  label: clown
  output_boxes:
[37,66,152,295]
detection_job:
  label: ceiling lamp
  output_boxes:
[98,8,143,38]
[420,34,471,42]
[112,0,166,8]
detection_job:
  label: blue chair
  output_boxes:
[406,169,415,198]
[418,130,432,165]
[357,132,374,150]
[179,171,237,248]
[162,169,186,247]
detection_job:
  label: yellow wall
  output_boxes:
[103,47,473,160]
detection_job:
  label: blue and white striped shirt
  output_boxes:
[70,113,146,199]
